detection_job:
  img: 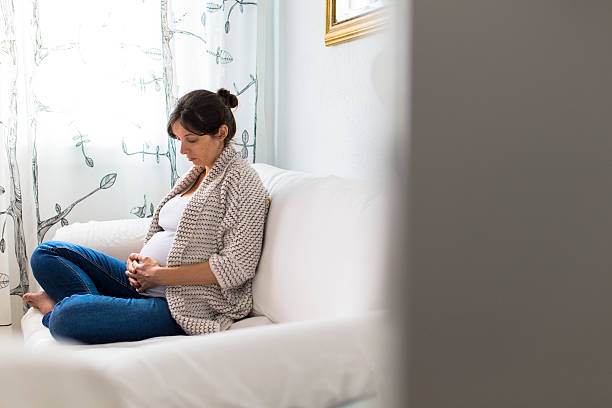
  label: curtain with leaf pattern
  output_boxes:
[0,0,258,331]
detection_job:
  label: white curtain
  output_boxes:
[0,0,259,330]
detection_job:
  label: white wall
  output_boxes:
[271,1,397,180]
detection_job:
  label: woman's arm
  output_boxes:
[207,173,269,290]
[156,262,219,286]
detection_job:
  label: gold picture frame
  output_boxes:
[325,0,387,46]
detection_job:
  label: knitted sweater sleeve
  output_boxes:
[208,171,268,290]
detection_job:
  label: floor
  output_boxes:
[0,325,22,342]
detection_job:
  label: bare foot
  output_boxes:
[22,290,57,314]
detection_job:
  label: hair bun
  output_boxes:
[216,88,238,109]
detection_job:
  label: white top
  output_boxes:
[139,192,192,298]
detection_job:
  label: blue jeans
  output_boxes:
[30,241,186,344]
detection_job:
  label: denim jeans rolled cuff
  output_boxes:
[42,311,51,328]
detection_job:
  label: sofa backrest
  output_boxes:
[252,164,390,323]
[51,164,391,325]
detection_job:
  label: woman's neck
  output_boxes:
[201,144,225,173]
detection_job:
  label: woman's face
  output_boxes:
[172,121,226,169]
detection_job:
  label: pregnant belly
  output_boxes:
[139,230,176,267]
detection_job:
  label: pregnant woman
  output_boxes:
[22,89,269,344]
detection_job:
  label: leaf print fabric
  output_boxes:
[0,0,258,329]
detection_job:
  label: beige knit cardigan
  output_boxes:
[144,145,269,335]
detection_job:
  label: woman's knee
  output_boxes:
[31,241,62,268]
[30,241,67,279]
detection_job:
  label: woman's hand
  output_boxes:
[126,253,142,290]
[125,255,162,293]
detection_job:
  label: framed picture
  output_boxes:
[325,0,388,46]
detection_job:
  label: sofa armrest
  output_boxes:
[51,218,150,261]
[75,312,393,407]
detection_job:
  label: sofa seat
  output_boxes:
[11,311,389,407]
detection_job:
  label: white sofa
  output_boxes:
[13,163,393,407]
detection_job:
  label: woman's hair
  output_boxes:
[167,89,238,146]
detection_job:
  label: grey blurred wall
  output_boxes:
[409,1,612,406]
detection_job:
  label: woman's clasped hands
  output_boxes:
[125,253,162,293]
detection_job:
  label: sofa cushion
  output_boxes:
[252,164,389,323]
[52,218,150,262]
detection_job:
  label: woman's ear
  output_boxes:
[217,124,229,141]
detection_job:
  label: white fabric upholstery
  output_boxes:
[251,164,390,323]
